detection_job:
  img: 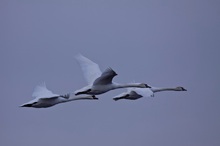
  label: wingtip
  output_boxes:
[38,82,47,88]
[106,67,118,76]
[75,53,83,58]
[74,53,82,61]
[75,53,93,64]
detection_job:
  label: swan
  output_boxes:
[20,83,98,108]
[113,86,187,101]
[74,54,151,96]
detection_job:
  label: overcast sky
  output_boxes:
[1,0,220,146]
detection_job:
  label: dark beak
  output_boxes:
[182,88,187,91]
[20,104,32,107]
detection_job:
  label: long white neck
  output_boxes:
[113,83,144,89]
[151,87,179,93]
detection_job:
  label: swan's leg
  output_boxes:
[92,95,99,100]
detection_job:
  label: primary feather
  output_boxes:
[75,54,102,85]
[32,82,59,99]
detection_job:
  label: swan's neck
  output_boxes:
[113,83,142,89]
[151,87,178,93]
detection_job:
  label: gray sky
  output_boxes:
[1,0,220,146]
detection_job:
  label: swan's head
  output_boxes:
[176,86,187,91]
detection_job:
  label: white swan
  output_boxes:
[20,83,98,108]
[113,86,187,101]
[74,54,150,96]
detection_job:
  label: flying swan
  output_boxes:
[20,83,98,108]
[113,86,187,101]
[74,54,151,96]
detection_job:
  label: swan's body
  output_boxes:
[20,83,97,108]
[113,86,187,101]
[74,54,150,96]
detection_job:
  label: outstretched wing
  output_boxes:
[32,82,59,99]
[75,54,102,85]
[93,67,117,85]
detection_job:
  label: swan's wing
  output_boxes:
[75,54,102,85]
[93,67,117,85]
[32,83,59,99]
[134,88,154,97]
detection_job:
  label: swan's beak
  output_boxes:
[182,88,187,91]
[20,104,32,107]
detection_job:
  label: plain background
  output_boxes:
[1,0,220,146]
